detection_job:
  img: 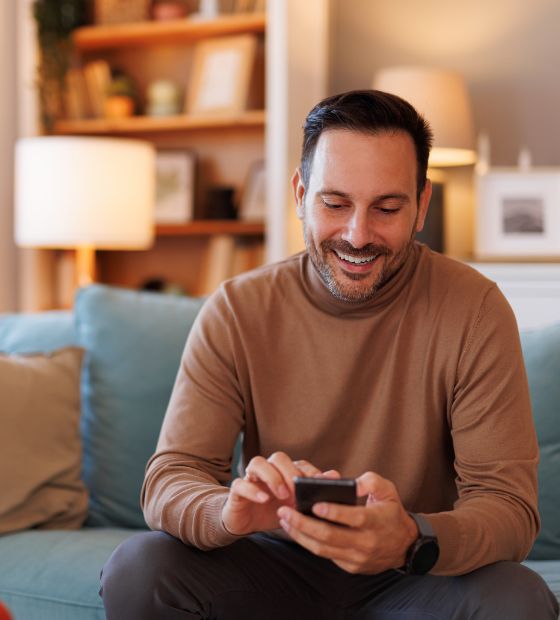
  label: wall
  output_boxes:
[328,0,560,257]
[0,1,18,311]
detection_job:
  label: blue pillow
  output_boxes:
[75,285,204,528]
[0,311,76,353]
[521,323,560,560]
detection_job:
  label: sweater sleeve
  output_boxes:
[426,284,540,575]
[141,288,245,549]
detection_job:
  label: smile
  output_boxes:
[333,249,379,265]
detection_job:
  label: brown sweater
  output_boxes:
[142,243,539,576]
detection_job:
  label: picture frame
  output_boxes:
[240,160,266,221]
[475,169,560,259]
[186,34,257,115]
[154,150,196,224]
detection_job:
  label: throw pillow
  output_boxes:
[0,347,88,534]
[521,323,560,560]
[75,285,205,528]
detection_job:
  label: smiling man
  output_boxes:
[101,91,559,619]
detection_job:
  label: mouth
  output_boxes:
[332,249,381,273]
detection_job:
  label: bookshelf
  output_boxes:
[18,1,331,312]
[73,12,266,50]
[53,109,265,135]
[48,11,267,299]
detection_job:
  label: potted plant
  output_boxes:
[33,0,87,131]
[105,71,139,119]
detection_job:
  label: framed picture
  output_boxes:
[475,169,560,258]
[154,151,195,224]
[240,160,266,221]
[186,34,257,115]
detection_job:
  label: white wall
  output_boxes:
[0,1,18,311]
[330,0,560,166]
[328,0,560,259]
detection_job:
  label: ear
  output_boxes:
[292,168,306,220]
[415,179,432,233]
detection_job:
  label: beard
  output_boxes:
[303,223,417,304]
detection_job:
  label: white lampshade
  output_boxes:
[15,136,155,249]
[373,67,476,167]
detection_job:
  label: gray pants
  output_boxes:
[100,530,558,619]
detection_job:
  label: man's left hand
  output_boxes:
[277,471,418,574]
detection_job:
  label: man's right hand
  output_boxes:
[221,452,340,537]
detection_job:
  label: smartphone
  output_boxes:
[294,477,357,517]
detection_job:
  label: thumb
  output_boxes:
[355,471,396,502]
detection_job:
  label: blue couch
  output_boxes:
[0,284,558,619]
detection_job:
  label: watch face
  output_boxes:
[412,540,440,575]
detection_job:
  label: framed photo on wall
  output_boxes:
[475,169,560,259]
[186,34,257,115]
[154,150,196,224]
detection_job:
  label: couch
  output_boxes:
[0,283,559,619]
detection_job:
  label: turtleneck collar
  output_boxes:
[300,242,423,317]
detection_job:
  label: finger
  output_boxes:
[277,507,363,563]
[230,477,270,504]
[245,455,290,500]
[311,502,372,529]
[355,471,396,501]
[293,459,322,478]
[267,452,307,495]
[315,469,342,479]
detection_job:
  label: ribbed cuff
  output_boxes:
[193,491,245,550]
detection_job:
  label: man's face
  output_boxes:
[292,129,432,303]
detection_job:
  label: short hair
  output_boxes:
[300,89,433,200]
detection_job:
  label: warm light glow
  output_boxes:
[373,66,476,168]
[430,148,477,167]
[15,136,155,249]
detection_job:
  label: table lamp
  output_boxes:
[373,66,476,167]
[373,67,476,252]
[15,136,155,287]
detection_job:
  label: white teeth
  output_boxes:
[334,249,378,264]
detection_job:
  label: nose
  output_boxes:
[341,208,373,249]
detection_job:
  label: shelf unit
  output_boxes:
[54,109,265,135]
[50,12,267,300]
[18,0,331,312]
[73,12,265,50]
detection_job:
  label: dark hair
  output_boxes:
[300,89,433,200]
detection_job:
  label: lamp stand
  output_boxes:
[75,245,97,287]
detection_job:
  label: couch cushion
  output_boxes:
[0,528,136,620]
[0,348,88,534]
[523,560,560,604]
[75,285,204,528]
[521,323,560,560]
[0,310,76,353]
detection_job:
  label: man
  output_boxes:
[101,90,559,619]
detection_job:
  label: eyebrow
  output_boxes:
[318,189,411,204]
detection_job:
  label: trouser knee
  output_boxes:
[460,561,559,619]
[100,530,193,620]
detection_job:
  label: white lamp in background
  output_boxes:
[373,66,476,167]
[15,136,155,287]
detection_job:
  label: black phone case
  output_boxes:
[294,477,357,516]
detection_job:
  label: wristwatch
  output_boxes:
[399,512,440,575]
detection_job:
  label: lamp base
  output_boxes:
[416,181,445,253]
[75,245,97,287]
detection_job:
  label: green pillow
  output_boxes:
[75,285,204,528]
[521,323,560,560]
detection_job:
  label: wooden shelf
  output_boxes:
[156,220,265,236]
[53,110,265,135]
[73,12,266,50]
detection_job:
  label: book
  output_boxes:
[198,234,235,296]
[64,68,91,119]
[83,60,111,118]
